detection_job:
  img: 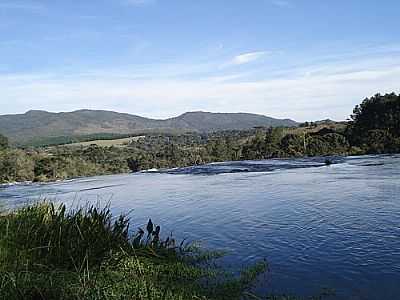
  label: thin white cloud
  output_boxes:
[1,45,400,121]
[231,51,268,65]
[1,57,399,121]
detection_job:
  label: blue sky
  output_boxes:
[1,0,400,121]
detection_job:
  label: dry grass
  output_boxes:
[64,136,145,148]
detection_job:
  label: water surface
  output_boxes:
[1,155,399,299]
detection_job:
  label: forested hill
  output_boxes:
[0,110,297,144]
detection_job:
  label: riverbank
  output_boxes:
[0,151,349,185]
[3,155,399,299]
[0,123,358,185]
[0,152,371,185]
[0,201,270,300]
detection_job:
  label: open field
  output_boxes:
[64,136,145,147]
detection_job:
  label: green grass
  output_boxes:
[0,202,334,300]
[0,202,269,300]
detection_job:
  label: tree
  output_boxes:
[34,157,58,179]
[346,93,400,154]
[127,158,140,172]
[0,149,35,182]
[280,134,305,157]
[241,133,266,160]
[347,93,400,147]
[306,136,330,156]
[0,134,8,149]
[264,128,285,158]
[364,130,395,154]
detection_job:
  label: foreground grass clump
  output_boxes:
[0,202,267,300]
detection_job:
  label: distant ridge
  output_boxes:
[0,110,298,144]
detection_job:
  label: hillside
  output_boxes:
[0,109,297,145]
[164,111,297,132]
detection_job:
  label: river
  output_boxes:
[1,154,399,299]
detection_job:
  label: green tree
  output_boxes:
[127,157,140,172]
[347,93,400,149]
[280,134,305,157]
[264,127,285,158]
[363,129,395,154]
[0,150,35,182]
[34,156,64,180]
[0,134,8,149]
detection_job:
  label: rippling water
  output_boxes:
[1,155,400,300]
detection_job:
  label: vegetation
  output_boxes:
[346,93,400,153]
[0,133,8,149]
[0,93,399,184]
[0,201,271,300]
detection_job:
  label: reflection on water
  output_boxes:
[1,154,400,300]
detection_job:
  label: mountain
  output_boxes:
[0,109,298,144]
[164,112,297,132]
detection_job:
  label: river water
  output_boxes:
[1,155,399,299]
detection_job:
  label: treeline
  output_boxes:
[242,93,400,158]
[241,127,351,160]
[0,130,262,183]
[0,146,131,183]
[0,93,399,183]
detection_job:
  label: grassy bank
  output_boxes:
[0,202,271,300]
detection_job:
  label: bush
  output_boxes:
[0,149,35,182]
[0,133,8,149]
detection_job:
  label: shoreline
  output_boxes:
[2,153,398,186]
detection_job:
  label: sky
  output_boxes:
[0,0,400,121]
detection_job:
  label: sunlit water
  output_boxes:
[1,155,399,299]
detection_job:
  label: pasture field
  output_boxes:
[64,136,145,147]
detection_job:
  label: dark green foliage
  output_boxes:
[280,134,306,157]
[242,132,268,160]
[0,133,8,149]
[306,133,350,156]
[241,127,351,160]
[304,136,329,157]
[127,157,140,172]
[34,157,58,178]
[347,93,400,153]
[364,129,395,154]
